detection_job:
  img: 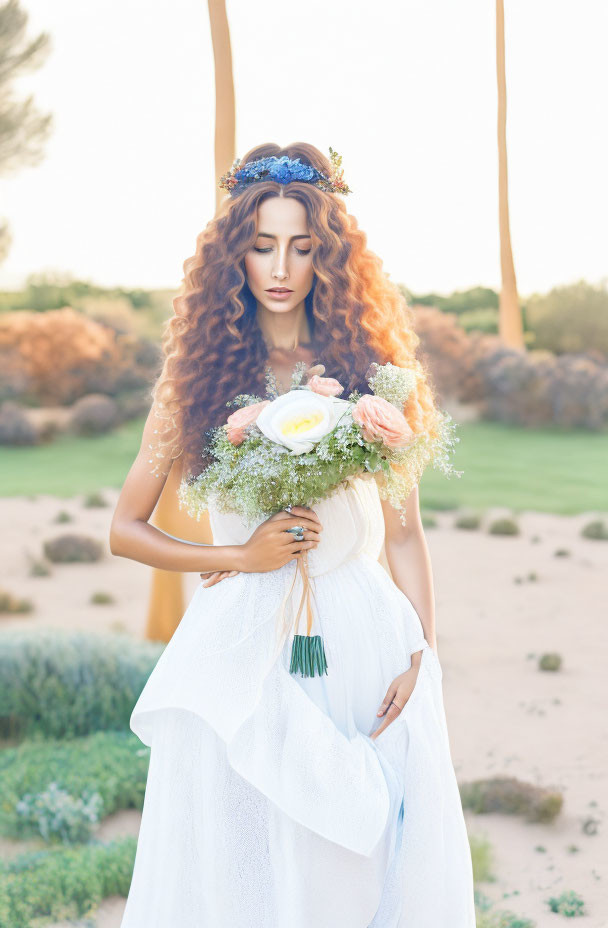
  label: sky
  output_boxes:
[0,0,606,297]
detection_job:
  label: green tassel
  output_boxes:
[289,634,328,677]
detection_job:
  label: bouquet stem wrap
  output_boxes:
[279,549,328,678]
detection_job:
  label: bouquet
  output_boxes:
[178,360,461,527]
[178,360,462,677]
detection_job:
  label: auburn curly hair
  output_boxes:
[153,141,441,481]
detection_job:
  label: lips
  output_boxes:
[266,288,293,292]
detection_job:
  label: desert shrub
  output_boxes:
[0,627,164,739]
[43,534,103,563]
[454,511,481,530]
[27,557,51,577]
[0,307,159,406]
[546,890,585,917]
[15,782,104,844]
[0,589,33,614]
[468,834,494,883]
[421,512,437,528]
[70,394,119,436]
[0,401,40,445]
[53,510,72,523]
[460,775,563,823]
[0,730,148,841]
[539,652,562,672]
[0,836,136,928]
[90,592,114,605]
[488,518,519,536]
[82,491,108,508]
[581,519,608,540]
[412,305,608,428]
[553,548,570,557]
[526,280,608,357]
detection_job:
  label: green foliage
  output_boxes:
[460,776,563,823]
[402,285,499,315]
[581,519,608,540]
[545,890,585,917]
[82,491,108,508]
[0,730,149,841]
[0,628,163,739]
[89,591,114,605]
[488,517,520,536]
[526,280,608,356]
[0,589,33,614]
[454,511,482,530]
[458,307,499,334]
[469,834,495,883]
[0,273,153,314]
[0,836,136,928]
[43,534,103,563]
[538,652,562,672]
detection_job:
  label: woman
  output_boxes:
[112,142,476,927]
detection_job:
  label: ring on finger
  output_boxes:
[285,525,305,537]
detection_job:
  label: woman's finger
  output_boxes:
[376,683,398,717]
[370,702,402,740]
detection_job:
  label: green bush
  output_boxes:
[82,491,108,509]
[454,511,482,530]
[546,890,585,917]
[0,628,163,739]
[90,591,114,605]
[488,517,519,536]
[538,652,562,672]
[458,307,499,334]
[581,519,608,540]
[43,534,103,563]
[0,589,33,614]
[469,834,494,883]
[0,836,136,928]
[0,730,149,841]
[460,775,563,823]
[526,280,608,356]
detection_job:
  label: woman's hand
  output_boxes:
[370,650,423,740]
[199,568,240,587]
[200,506,322,582]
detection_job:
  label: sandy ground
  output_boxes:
[1,489,607,927]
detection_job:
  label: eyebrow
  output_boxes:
[256,232,312,240]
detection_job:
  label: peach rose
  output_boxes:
[307,374,344,397]
[352,394,414,449]
[225,400,270,446]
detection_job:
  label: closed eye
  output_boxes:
[253,247,311,256]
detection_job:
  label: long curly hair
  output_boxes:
[153,141,441,480]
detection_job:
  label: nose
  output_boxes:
[272,246,289,281]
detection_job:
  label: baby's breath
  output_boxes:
[178,363,462,528]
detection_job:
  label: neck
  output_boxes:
[256,299,311,351]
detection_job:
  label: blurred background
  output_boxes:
[0,1,606,926]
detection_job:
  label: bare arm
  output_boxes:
[109,402,322,573]
[377,481,438,655]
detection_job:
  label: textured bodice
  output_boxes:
[208,473,385,578]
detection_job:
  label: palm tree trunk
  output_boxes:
[208,0,236,215]
[145,0,236,642]
[496,0,524,349]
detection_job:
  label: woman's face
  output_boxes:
[244,195,315,315]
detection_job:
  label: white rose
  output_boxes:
[255,389,351,455]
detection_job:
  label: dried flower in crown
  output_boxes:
[218,147,352,197]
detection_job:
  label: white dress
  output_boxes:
[120,473,476,927]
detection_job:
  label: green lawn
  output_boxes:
[0,418,606,514]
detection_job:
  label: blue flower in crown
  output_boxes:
[219,148,352,196]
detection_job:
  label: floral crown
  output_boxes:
[219,146,352,197]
